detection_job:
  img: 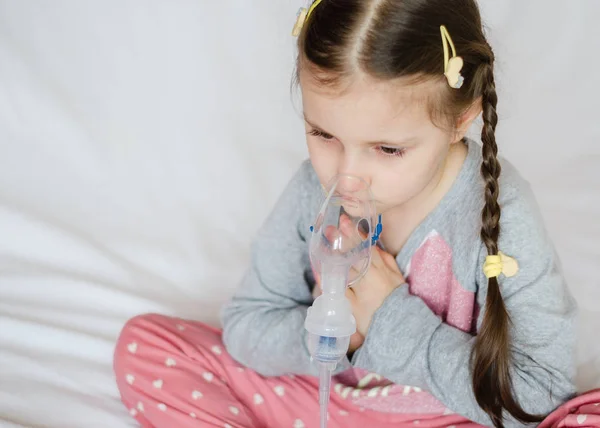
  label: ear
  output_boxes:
[452,97,482,143]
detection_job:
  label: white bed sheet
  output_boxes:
[0,1,598,426]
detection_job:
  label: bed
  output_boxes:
[0,1,598,426]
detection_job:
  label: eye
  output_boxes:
[308,129,335,141]
[377,146,406,158]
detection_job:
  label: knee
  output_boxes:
[115,313,159,346]
[113,313,162,376]
[113,313,221,368]
[119,313,162,335]
[113,313,225,377]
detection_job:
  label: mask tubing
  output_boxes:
[319,363,332,428]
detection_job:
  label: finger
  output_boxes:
[349,332,365,352]
[369,244,386,269]
[349,263,360,279]
[312,285,322,299]
[325,220,357,251]
[348,259,370,287]
[339,214,363,250]
[378,249,406,284]
[339,214,354,237]
[379,247,400,272]
[312,265,321,285]
[324,225,339,243]
[345,287,356,304]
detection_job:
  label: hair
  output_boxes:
[296,1,545,426]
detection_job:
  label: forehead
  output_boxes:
[299,68,437,135]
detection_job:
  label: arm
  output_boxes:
[351,199,578,426]
[221,161,351,377]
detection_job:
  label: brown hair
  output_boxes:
[296,1,544,426]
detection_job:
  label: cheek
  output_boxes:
[373,169,418,206]
[374,146,448,205]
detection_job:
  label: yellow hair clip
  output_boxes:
[483,252,520,279]
[440,25,464,89]
[292,0,324,37]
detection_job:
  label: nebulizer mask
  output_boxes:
[305,174,381,428]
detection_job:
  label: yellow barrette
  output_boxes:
[292,0,324,37]
[440,25,464,89]
[483,251,520,279]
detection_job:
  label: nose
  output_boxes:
[338,152,369,186]
[335,175,369,195]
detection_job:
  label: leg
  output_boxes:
[113,314,386,428]
[114,314,262,427]
[114,313,476,428]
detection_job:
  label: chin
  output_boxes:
[374,201,393,214]
[377,198,410,214]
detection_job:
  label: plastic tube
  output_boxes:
[319,363,332,428]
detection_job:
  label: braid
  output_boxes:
[470,64,545,427]
[479,66,501,255]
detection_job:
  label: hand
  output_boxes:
[346,245,405,337]
[312,282,365,353]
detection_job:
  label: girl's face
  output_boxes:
[300,70,460,215]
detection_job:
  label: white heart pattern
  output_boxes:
[225,425,233,428]
[192,390,203,399]
[274,385,285,397]
[339,410,349,416]
[190,412,196,418]
[211,345,223,355]
[577,415,587,425]
[126,374,135,385]
[293,419,305,428]
[157,403,167,411]
[176,324,185,331]
[127,342,138,354]
[229,405,240,415]
[253,393,264,405]
[203,372,214,382]
[129,408,137,416]
[152,379,163,389]
[165,358,176,367]
[137,402,144,412]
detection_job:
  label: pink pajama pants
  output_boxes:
[113,314,480,428]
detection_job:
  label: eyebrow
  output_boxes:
[304,114,417,147]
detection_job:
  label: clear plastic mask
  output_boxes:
[309,174,378,289]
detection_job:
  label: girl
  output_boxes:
[113,0,578,427]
